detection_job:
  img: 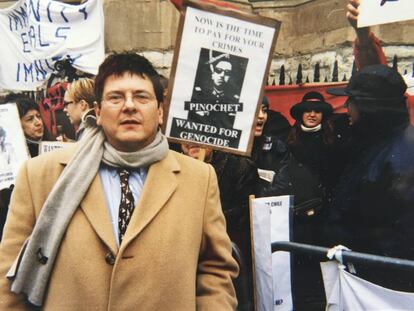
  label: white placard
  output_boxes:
[39,141,72,154]
[0,103,30,189]
[165,3,280,155]
[0,0,104,91]
[251,195,293,311]
[358,0,414,28]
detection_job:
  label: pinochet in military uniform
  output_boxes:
[188,85,241,129]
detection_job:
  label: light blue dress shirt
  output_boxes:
[99,165,148,246]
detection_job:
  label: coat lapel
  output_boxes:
[59,145,118,255]
[58,146,179,254]
[81,175,118,254]
[121,152,180,249]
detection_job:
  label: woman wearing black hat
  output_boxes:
[287,91,338,221]
[286,91,345,311]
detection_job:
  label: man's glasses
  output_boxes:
[214,68,231,75]
[102,93,155,106]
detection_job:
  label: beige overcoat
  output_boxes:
[0,145,238,310]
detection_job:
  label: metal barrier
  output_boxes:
[272,241,414,271]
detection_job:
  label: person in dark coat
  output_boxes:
[181,144,258,232]
[327,64,414,291]
[180,144,259,311]
[251,97,292,197]
[287,91,345,226]
[281,91,347,311]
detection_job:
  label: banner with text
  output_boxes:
[250,195,293,311]
[358,0,414,28]
[0,103,30,189]
[165,1,280,155]
[0,0,104,91]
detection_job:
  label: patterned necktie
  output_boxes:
[118,169,135,243]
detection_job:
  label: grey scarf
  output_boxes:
[7,126,169,306]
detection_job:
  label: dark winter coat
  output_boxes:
[210,151,259,233]
[252,135,291,197]
[330,125,414,258]
[329,124,414,291]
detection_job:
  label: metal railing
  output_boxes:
[272,241,414,271]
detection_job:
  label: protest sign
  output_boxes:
[250,195,293,311]
[164,0,280,155]
[358,0,414,28]
[39,141,72,154]
[321,261,414,310]
[0,0,104,91]
[0,103,30,189]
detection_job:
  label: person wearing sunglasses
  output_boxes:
[185,54,243,147]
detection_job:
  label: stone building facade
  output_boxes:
[1,0,413,82]
[102,0,414,83]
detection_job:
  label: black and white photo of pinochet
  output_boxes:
[186,48,248,130]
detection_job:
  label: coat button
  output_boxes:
[105,252,115,265]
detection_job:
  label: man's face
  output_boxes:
[212,61,232,90]
[95,72,163,152]
[21,109,44,140]
[255,104,268,137]
[63,92,84,126]
[302,110,323,128]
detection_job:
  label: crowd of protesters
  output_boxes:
[0,0,414,310]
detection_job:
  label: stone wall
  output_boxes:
[1,0,413,80]
[252,0,414,83]
[102,0,414,81]
[104,0,180,52]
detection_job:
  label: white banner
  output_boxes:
[358,0,414,28]
[0,0,104,91]
[0,103,30,189]
[251,195,293,311]
[321,261,414,310]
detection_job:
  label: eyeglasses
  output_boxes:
[214,68,231,75]
[63,101,74,108]
[102,92,155,107]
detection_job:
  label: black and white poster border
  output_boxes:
[164,0,280,156]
